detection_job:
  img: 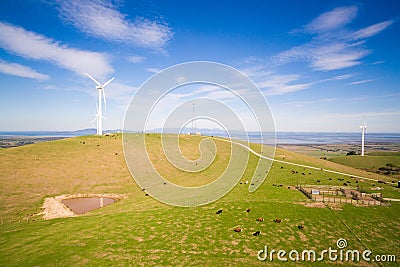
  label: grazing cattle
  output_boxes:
[291,170,295,174]
[145,193,149,196]
[245,181,248,184]
[343,183,348,186]
[347,181,351,183]
[281,166,284,169]
[317,180,321,183]
[309,172,312,175]
[142,188,146,191]
[278,184,283,187]
[256,218,264,222]
[115,152,118,155]
[301,173,305,175]
[296,171,299,174]
[246,208,251,212]
[272,184,276,186]
[298,224,304,230]
[216,209,223,214]
[253,231,261,236]
[329,178,332,180]
[274,219,282,223]
[233,228,242,232]
[163,182,167,185]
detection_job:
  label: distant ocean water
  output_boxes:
[213,132,400,145]
[1,131,399,145]
[0,131,81,137]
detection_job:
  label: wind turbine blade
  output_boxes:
[91,117,97,123]
[103,116,108,120]
[84,73,101,86]
[103,77,115,88]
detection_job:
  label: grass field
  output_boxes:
[329,153,400,179]
[0,134,399,266]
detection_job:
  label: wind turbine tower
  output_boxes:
[85,73,114,136]
[360,122,367,156]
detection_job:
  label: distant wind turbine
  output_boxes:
[85,73,114,136]
[360,121,367,156]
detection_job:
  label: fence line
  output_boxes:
[296,185,389,206]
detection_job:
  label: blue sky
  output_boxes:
[0,0,399,132]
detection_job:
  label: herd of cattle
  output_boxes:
[216,208,304,236]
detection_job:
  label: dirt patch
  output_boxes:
[326,203,343,211]
[295,202,326,208]
[40,193,126,220]
[298,231,308,242]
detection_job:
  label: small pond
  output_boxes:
[62,197,116,215]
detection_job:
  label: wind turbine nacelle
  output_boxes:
[96,86,102,90]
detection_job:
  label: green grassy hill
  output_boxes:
[0,134,399,266]
[329,153,400,179]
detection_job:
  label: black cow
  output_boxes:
[253,231,261,236]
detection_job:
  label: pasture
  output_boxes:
[0,134,399,266]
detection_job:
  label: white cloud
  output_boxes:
[305,6,357,33]
[146,67,160,73]
[310,44,369,71]
[353,20,393,40]
[272,40,370,71]
[0,60,48,81]
[254,73,313,96]
[57,0,173,51]
[0,21,113,78]
[273,6,394,72]
[128,55,145,63]
[347,79,374,85]
[245,67,352,96]
[106,82,137,101]
[44,79,137,106]
[259,74,299,87]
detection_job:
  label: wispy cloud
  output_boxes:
[347,79,374,85]
[146,67,160,73]
[273,6,394,72]
[353,20,394,39]
[310,43,369,71]
[57,0,173,51]
[0,21,113,78]
[304,6,358,33]
[106,82,137,102]
[243,65,352,96]
[127,55,145,63]
[45,80,137,104]
[0,59,48,81]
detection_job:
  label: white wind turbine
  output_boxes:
[85,73,114,136]
[360,121,367,156]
